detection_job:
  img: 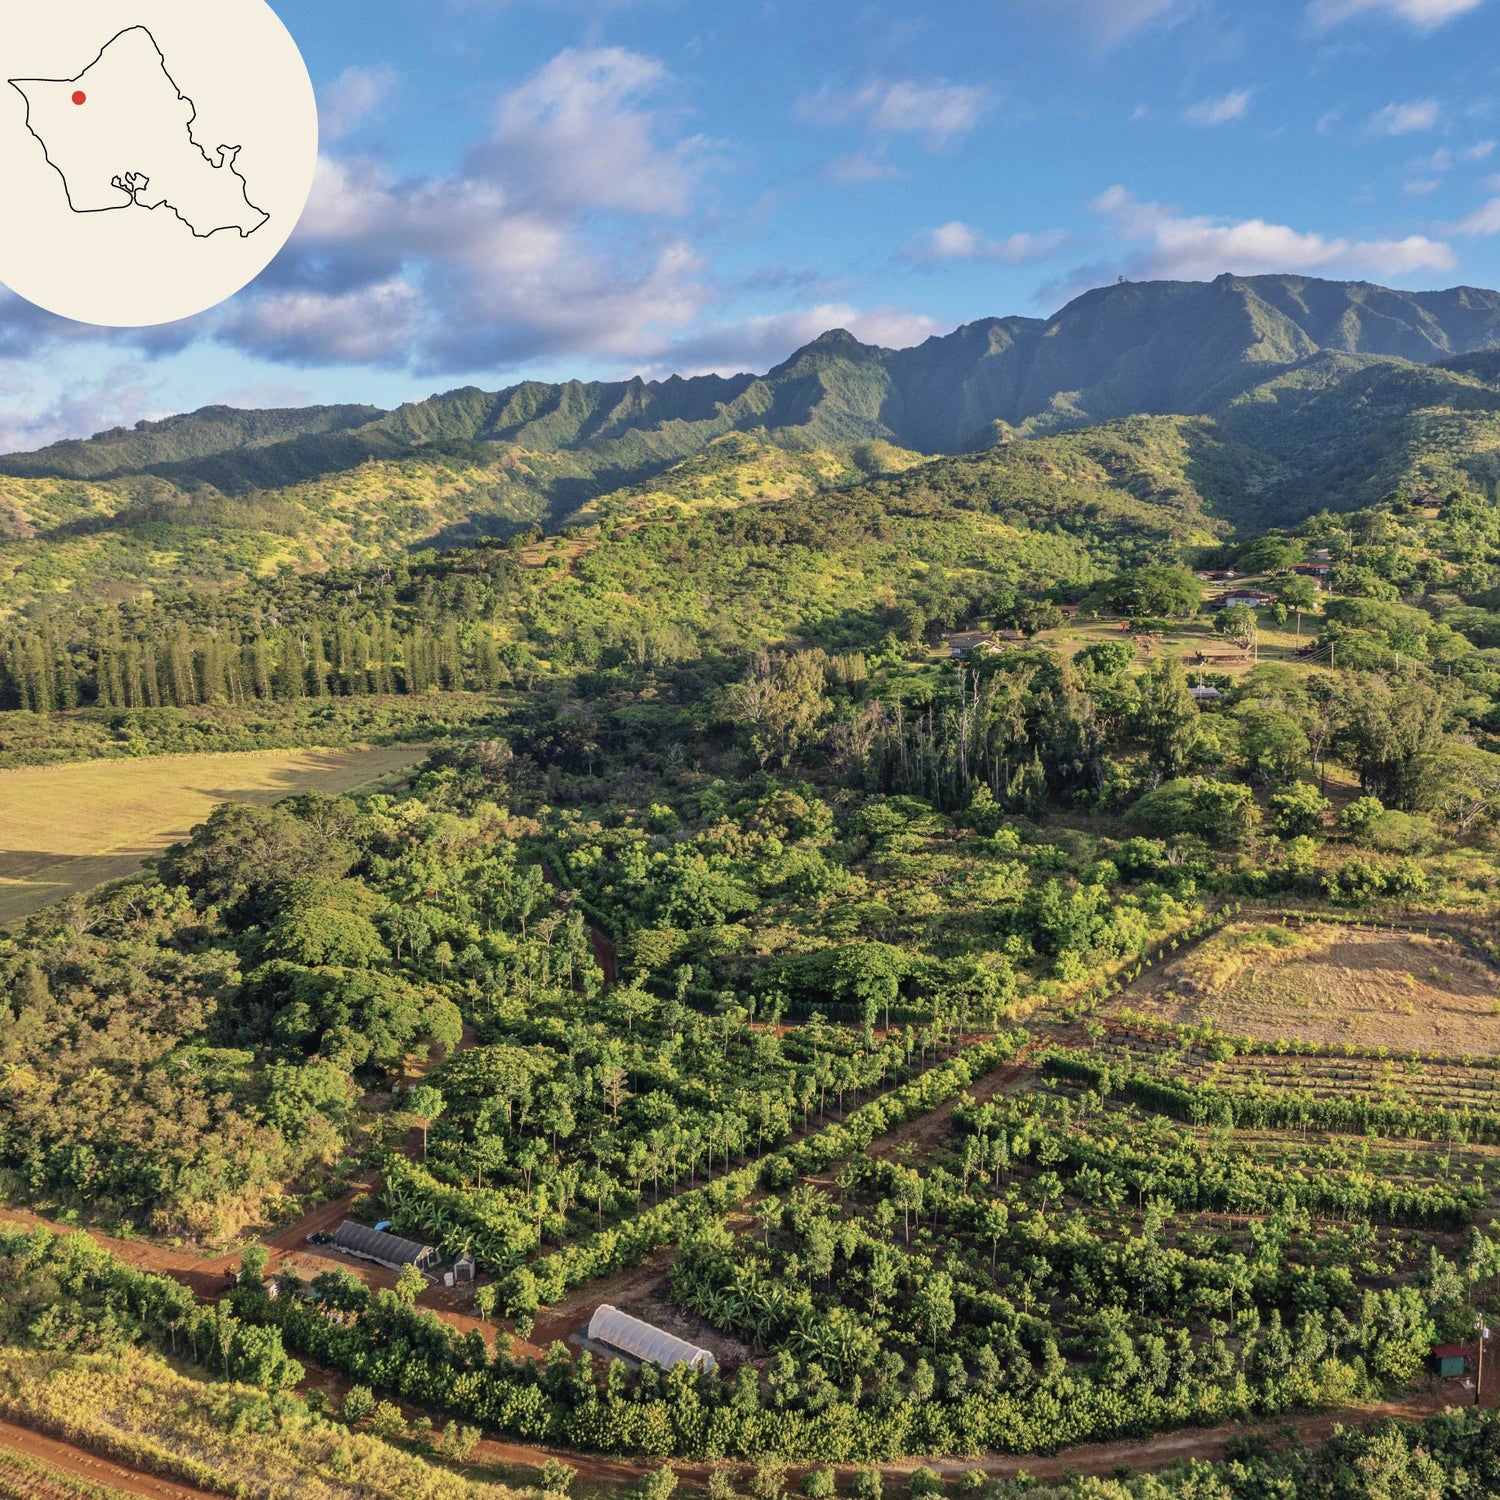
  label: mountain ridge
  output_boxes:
[3,273,1500,615]
[11,274,1500,494]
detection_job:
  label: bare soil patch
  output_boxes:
[1117,920,1500,1052]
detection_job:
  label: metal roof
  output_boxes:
[586,1304,716,1372]
[331,1219,437,1270]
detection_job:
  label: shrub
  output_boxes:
[541,1457,579,1494]
[643,1464,679,1500]
[340,1384,376,1423]
[752,1456,790,1500]
[368,1400,407,1440]
[803,1468,837,1499]
[1270,782,1331,837]
[851,1470,884,1500]
[438,1421,481,1463]
[708,1464,741,1500]
[1338,796,1386,840]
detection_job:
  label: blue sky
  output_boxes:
[4,0,1500,450]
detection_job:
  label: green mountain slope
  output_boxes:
[3,274,1500,613]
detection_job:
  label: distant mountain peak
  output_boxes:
[5,273,1500,499]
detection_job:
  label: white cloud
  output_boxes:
[801,78,991,148]
[475,48,712,215]
[0,361,164,454]
[826,151,901,184]
[213,48,716,371]
[905,221,1067,265]
[1456,197,1500,234]
[322,65,397,140]
[1465,140,1496,161]
[1370,100,1442,135]
[656,304,943,376]
[1086,184,1457,283]
[1183,89,1252,126]
[1404,177,1443,195]
[1310,0,1484,28]
[1011,0,1189,48]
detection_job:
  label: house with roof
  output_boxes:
[1209,588,1276,611]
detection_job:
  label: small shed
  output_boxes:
[1434,1343,1468,1378]
[1190,685,1224,702]
[453,1251,476,1285]
[586,1304,716,1373]
[331,1220,438,1274]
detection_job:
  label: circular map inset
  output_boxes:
[0,0,317,327]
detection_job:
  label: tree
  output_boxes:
[724,650,832,769]
[405,1085,446,1160]
[1339,675,1445,810]
[1239,707,1309,786]
[1109,566,1202,619]
[238,1244,269,1289]
[1135,657,1200,780]
[1011,599,1064,637]
[1128,777,1259,847]
[1215,604,1259,658]
[1270,781,1331,836]
[912,1272,957,1350]
[1278,575,1320,638]
[395,1261,427,1306]
[1432,745,1500,836]
[1238,535,1304,574]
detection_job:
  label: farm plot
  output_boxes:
[656,972,1500,1462]
[1114,920,1500,1053]
[666,1046,1499,1459]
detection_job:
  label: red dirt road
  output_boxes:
[0,1419,219,1500]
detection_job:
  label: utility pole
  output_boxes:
[1478,1315,1490,1407]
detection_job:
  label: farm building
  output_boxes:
[1209,589,1276,611]
[1433,1343,1468,1378]
[1190,685,1224,702]
[586,1304,717,1372]
[331,1220,438,1273]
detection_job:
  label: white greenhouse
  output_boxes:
[585,1304,717,1372]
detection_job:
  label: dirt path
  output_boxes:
[449,1388,1465,1492]
[0,1419,220,1500]
[868,1031,1070,1163]
[541,861,618,987]
[528,1247,678,1351]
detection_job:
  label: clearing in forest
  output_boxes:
[1114,919,1500,1052]
[0,745,423,923]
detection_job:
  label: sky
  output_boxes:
[3,0,1500,451]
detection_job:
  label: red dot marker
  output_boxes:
[72,90,86,106]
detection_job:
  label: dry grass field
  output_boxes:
[1117,920,1500,1052]
[0,745,425,924]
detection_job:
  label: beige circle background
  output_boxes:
[0,0,317,328]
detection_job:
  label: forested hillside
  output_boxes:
[4,277,1500,616]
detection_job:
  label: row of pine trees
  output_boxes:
[0,617,520,713]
